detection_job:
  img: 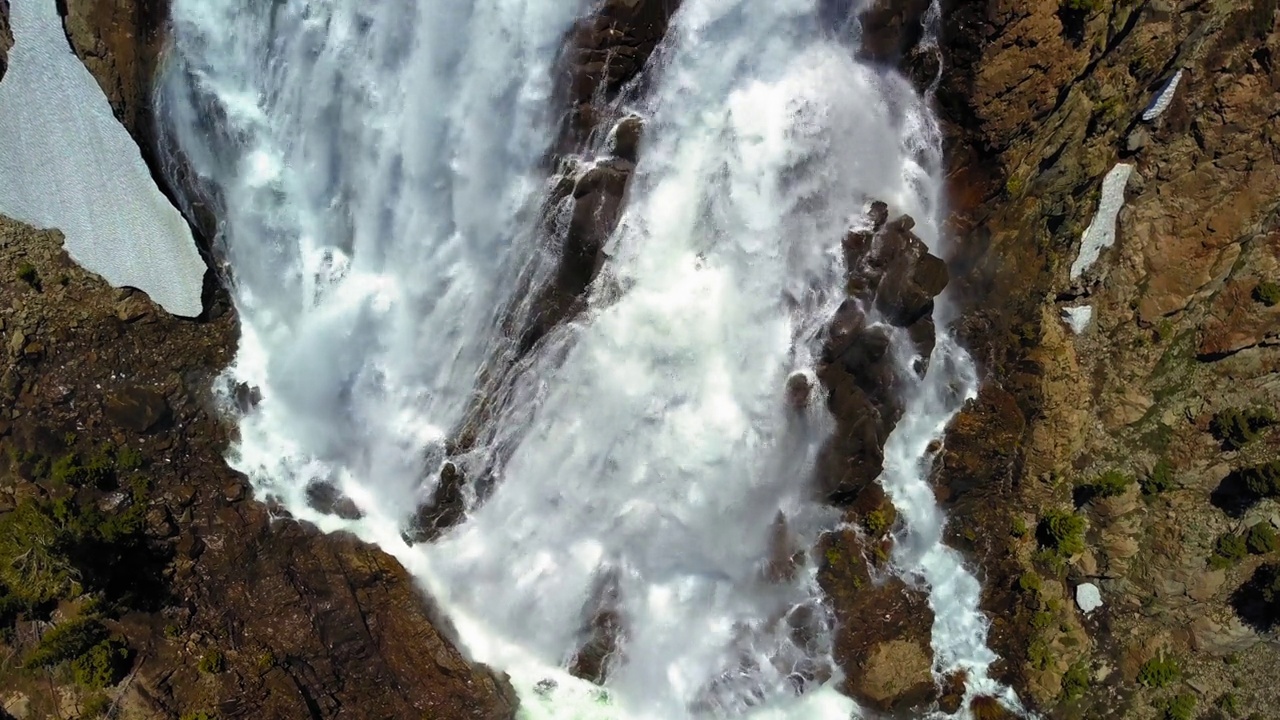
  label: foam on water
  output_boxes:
[161,0,1018,717]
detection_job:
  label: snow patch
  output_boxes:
[1069,163,1133,281]
[1061,305,1093,334]
[0,0,205,317]
[1142,70,1183,122]
[1076,583,1103,614]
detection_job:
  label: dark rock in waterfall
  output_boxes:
[569,570,627,684]
[610,114,645,163]
[554,0,682,153]
[306,481,365,520]
[855,0,932,65]
[785,371,814,409]
[813,203,949,506]
[519,158,635,353]
[406,461,470,545]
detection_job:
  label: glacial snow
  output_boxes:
[1069,163,1133,281]
[0,0,205,317]
[1142,70,1183,122]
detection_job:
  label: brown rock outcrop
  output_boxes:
[929,0,1280,713]
[0,214,516,719]
[818,525,938,712]
[60,0,169,148]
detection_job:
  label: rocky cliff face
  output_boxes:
[926,0,1280,715]
[59,0,168,159]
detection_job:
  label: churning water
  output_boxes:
[160,0,1016,717]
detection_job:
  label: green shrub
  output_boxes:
[1005,175,1025,196]
[16,262,39,287]
[0,500,82,606]
[1160,693,1195,720]
[1247,522,1278,554]
[48,447,116,488]
[198,649,226,674]
[180,713,216,720]
[1018,572,1043,593]
[1212,532,1249,568]
[25,615,107,669]
[1242,461,1280,497]
[864,506,896,536]
[1216,692,1241,716]
[1254,281,1280,307]
[1137,653,1180,688]
[1088,470,1133,498]
[1027,637,1052,670]
[1011,517,1030,538]
[1211,408,1277,450]
[1061,0,1103,11]
[71,638,130,689]
[1038,509,1086,556]
[0,495,149,609]
[1062,659,1090,700]
[114,446,144,472]
[80,694,111,718]
[1142,459,1175,495]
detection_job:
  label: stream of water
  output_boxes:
[159,0,1016,717]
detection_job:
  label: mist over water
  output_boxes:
[160,0,1016,717]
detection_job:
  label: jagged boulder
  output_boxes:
[815,202,950,503]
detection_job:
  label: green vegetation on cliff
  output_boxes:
[1253,280,1280,307]
[1210,408,1277,450]
[1138,654,1181,689]
[1038,509,1086,557]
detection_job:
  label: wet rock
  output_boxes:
[815,204,950,505]
[103,384,170,433]
[554,0,682,152]
[305,482,364,521]
[853,640,935,711]
[610,114,644,163]
[407,461,469,543]
[818,528,937,711]
[568,571,627,684]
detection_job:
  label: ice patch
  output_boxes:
[0,0,205,317]
[1142,70,1183,122]
[1069,163,1133,281]
[1061,305,1093,334]
[1076,583,1103,614]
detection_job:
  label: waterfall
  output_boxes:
[159,0,1017,717]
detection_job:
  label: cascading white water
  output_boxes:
[160,0,1018,717]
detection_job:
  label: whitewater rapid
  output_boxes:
[160,0,1017,717]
